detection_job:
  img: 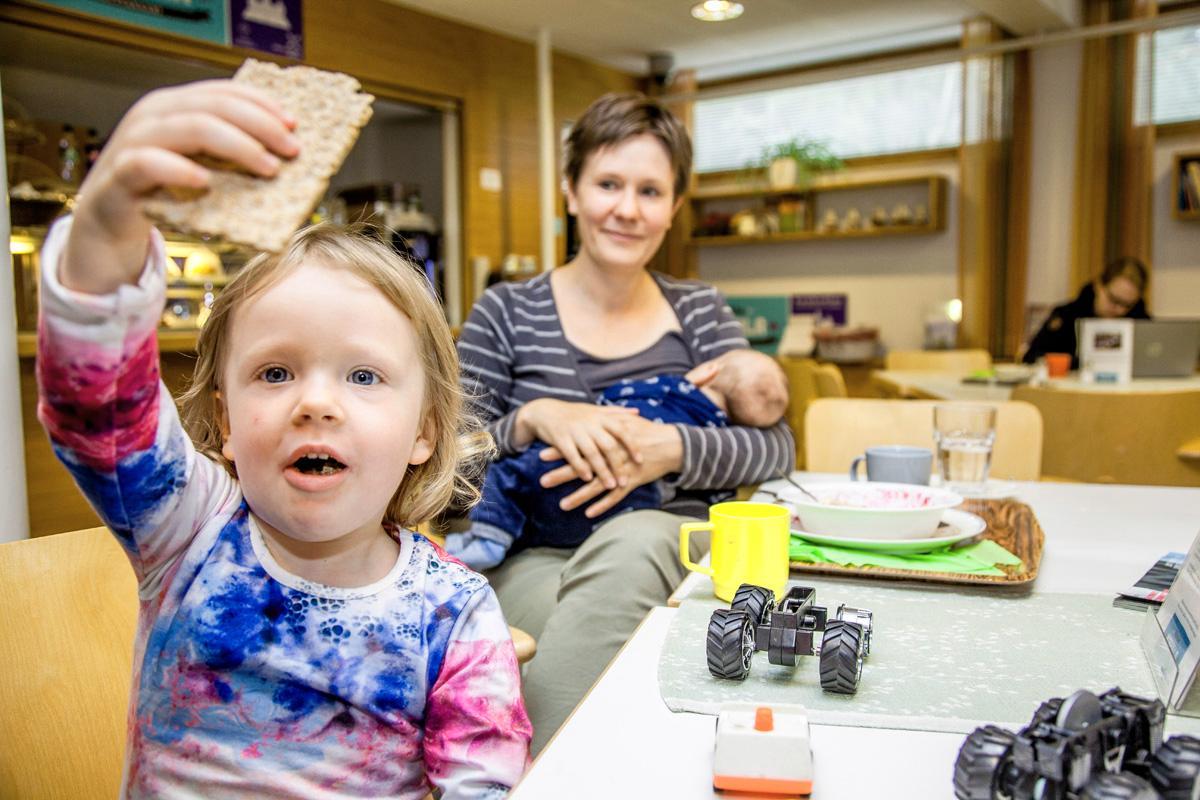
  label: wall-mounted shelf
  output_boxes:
[687,173,947,247]
[1172,151,1200,221]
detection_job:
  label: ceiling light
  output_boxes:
[691,1,744,22]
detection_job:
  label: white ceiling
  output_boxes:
[384,0,992,81]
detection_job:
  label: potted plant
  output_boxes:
[755,139,843,189]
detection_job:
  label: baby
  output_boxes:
[447,348,788,569]
[37,80,530,798]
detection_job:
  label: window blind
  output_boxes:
[1153,24,1200,125]
[693,62,963,173]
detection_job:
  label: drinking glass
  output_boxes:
[933,404,997,493]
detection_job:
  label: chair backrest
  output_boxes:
[0,527,136,798]
[1011,385,1200,486]
[884,349,993,372]
[813,362,848,399]
[778,357,849,469]
[804,398,1044,480]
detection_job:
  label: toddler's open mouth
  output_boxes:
[291,453,347,476]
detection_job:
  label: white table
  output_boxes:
[511,476,1200,799]
[872,369,1200,402]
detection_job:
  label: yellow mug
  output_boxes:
[679,501,790,602]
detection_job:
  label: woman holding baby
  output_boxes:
[456,92,795,751]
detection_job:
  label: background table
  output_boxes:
[871,369,1200,402]
[510,476,1200,799]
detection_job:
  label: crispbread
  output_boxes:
[143,58,374,252]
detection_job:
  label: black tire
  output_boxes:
[952,725,1016,800]
[707,609,754,681]
[1081,772,1159,800]
[1151,735,1200,800]
[819,620,863,694]
[731,584,775,627]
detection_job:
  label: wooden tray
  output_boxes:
[788,497,1044,586]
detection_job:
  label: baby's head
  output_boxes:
[180,224,491,536]
[704,349,789,428]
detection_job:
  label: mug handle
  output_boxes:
[679,522,714,577]
[850,455,866,481]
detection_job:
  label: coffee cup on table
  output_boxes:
[679,502,790,602]
[849,445,933,485]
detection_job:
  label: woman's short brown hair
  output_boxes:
[1101,256,1148,295]
[564,92,693,198]
[178,223,493,528]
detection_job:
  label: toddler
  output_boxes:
[37,80,530,799]
[447,348,788,569]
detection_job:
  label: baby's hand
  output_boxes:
[683,359,721,388]
[63,80,300,295]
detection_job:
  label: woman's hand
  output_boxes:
[538,415,684,518]
[64,80,300,295]
[514,398,647,490]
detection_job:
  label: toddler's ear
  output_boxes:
[215,392,236,464]
[408,415,435,466]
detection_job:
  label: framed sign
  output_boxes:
[37,0,228,45]
[231,0,303,59]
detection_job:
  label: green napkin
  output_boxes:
[788,536,1023,576]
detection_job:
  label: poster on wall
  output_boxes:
[231,0,303,59]
[727,296,789,355]
[36,0,228,45]
[791,293,847,326]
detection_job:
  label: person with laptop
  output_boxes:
[1022,256,1151,369]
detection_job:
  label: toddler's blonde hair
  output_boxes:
[179,223,493,528]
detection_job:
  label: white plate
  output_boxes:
[790,508,987,554]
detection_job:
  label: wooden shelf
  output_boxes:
[690,223,942,247]
[1172,151,1200,221]
[688,173,947,245]
[17,329,199,358]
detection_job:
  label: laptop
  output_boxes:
[1132,319,1200,378]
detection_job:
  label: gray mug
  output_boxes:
[849,445,933,485]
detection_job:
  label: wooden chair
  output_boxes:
[778,357,849,469]
[804,398,1044,480]
[884,349,992,373]
[1011,386,1200,486]
[0,526,136,798]
[0,526,537,797]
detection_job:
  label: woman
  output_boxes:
[457,93,794,752]
[1023,257,1151,368]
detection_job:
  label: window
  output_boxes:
[693,62,963,173]
[1153,24,1200,125]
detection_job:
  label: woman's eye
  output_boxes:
[598,179,618,191]
[261,366,291,383]
[642,186,662,197]
[349,369,379,386]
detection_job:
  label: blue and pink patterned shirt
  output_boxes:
[36,218,531,799]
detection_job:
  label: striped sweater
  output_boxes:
[457,271,794,508]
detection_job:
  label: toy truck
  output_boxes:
[954,687,1200,799]
[705,583,874,694]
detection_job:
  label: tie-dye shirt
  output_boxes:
[36,218,532,799]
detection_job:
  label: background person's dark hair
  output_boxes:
[1101,256,1148,294]
[563,92,692,199]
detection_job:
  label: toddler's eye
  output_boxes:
[261,366,291,383]
[349,369,379,386]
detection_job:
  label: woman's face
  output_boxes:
[1095,276,1141,318]
[566,133,681,273]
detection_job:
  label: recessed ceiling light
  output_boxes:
[691,0,744,22]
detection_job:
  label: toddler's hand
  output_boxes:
[63,80,300,294]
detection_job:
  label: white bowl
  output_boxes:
[777,481,963,540]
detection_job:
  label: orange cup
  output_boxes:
[1045,353,1071,377]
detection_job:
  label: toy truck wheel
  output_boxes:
[707,609,754,681]
[1081,772,1159,800]
[731,584,775,627]
[952,725,1016,800]
[818,620,863,694]
[1150,735,1200,800]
